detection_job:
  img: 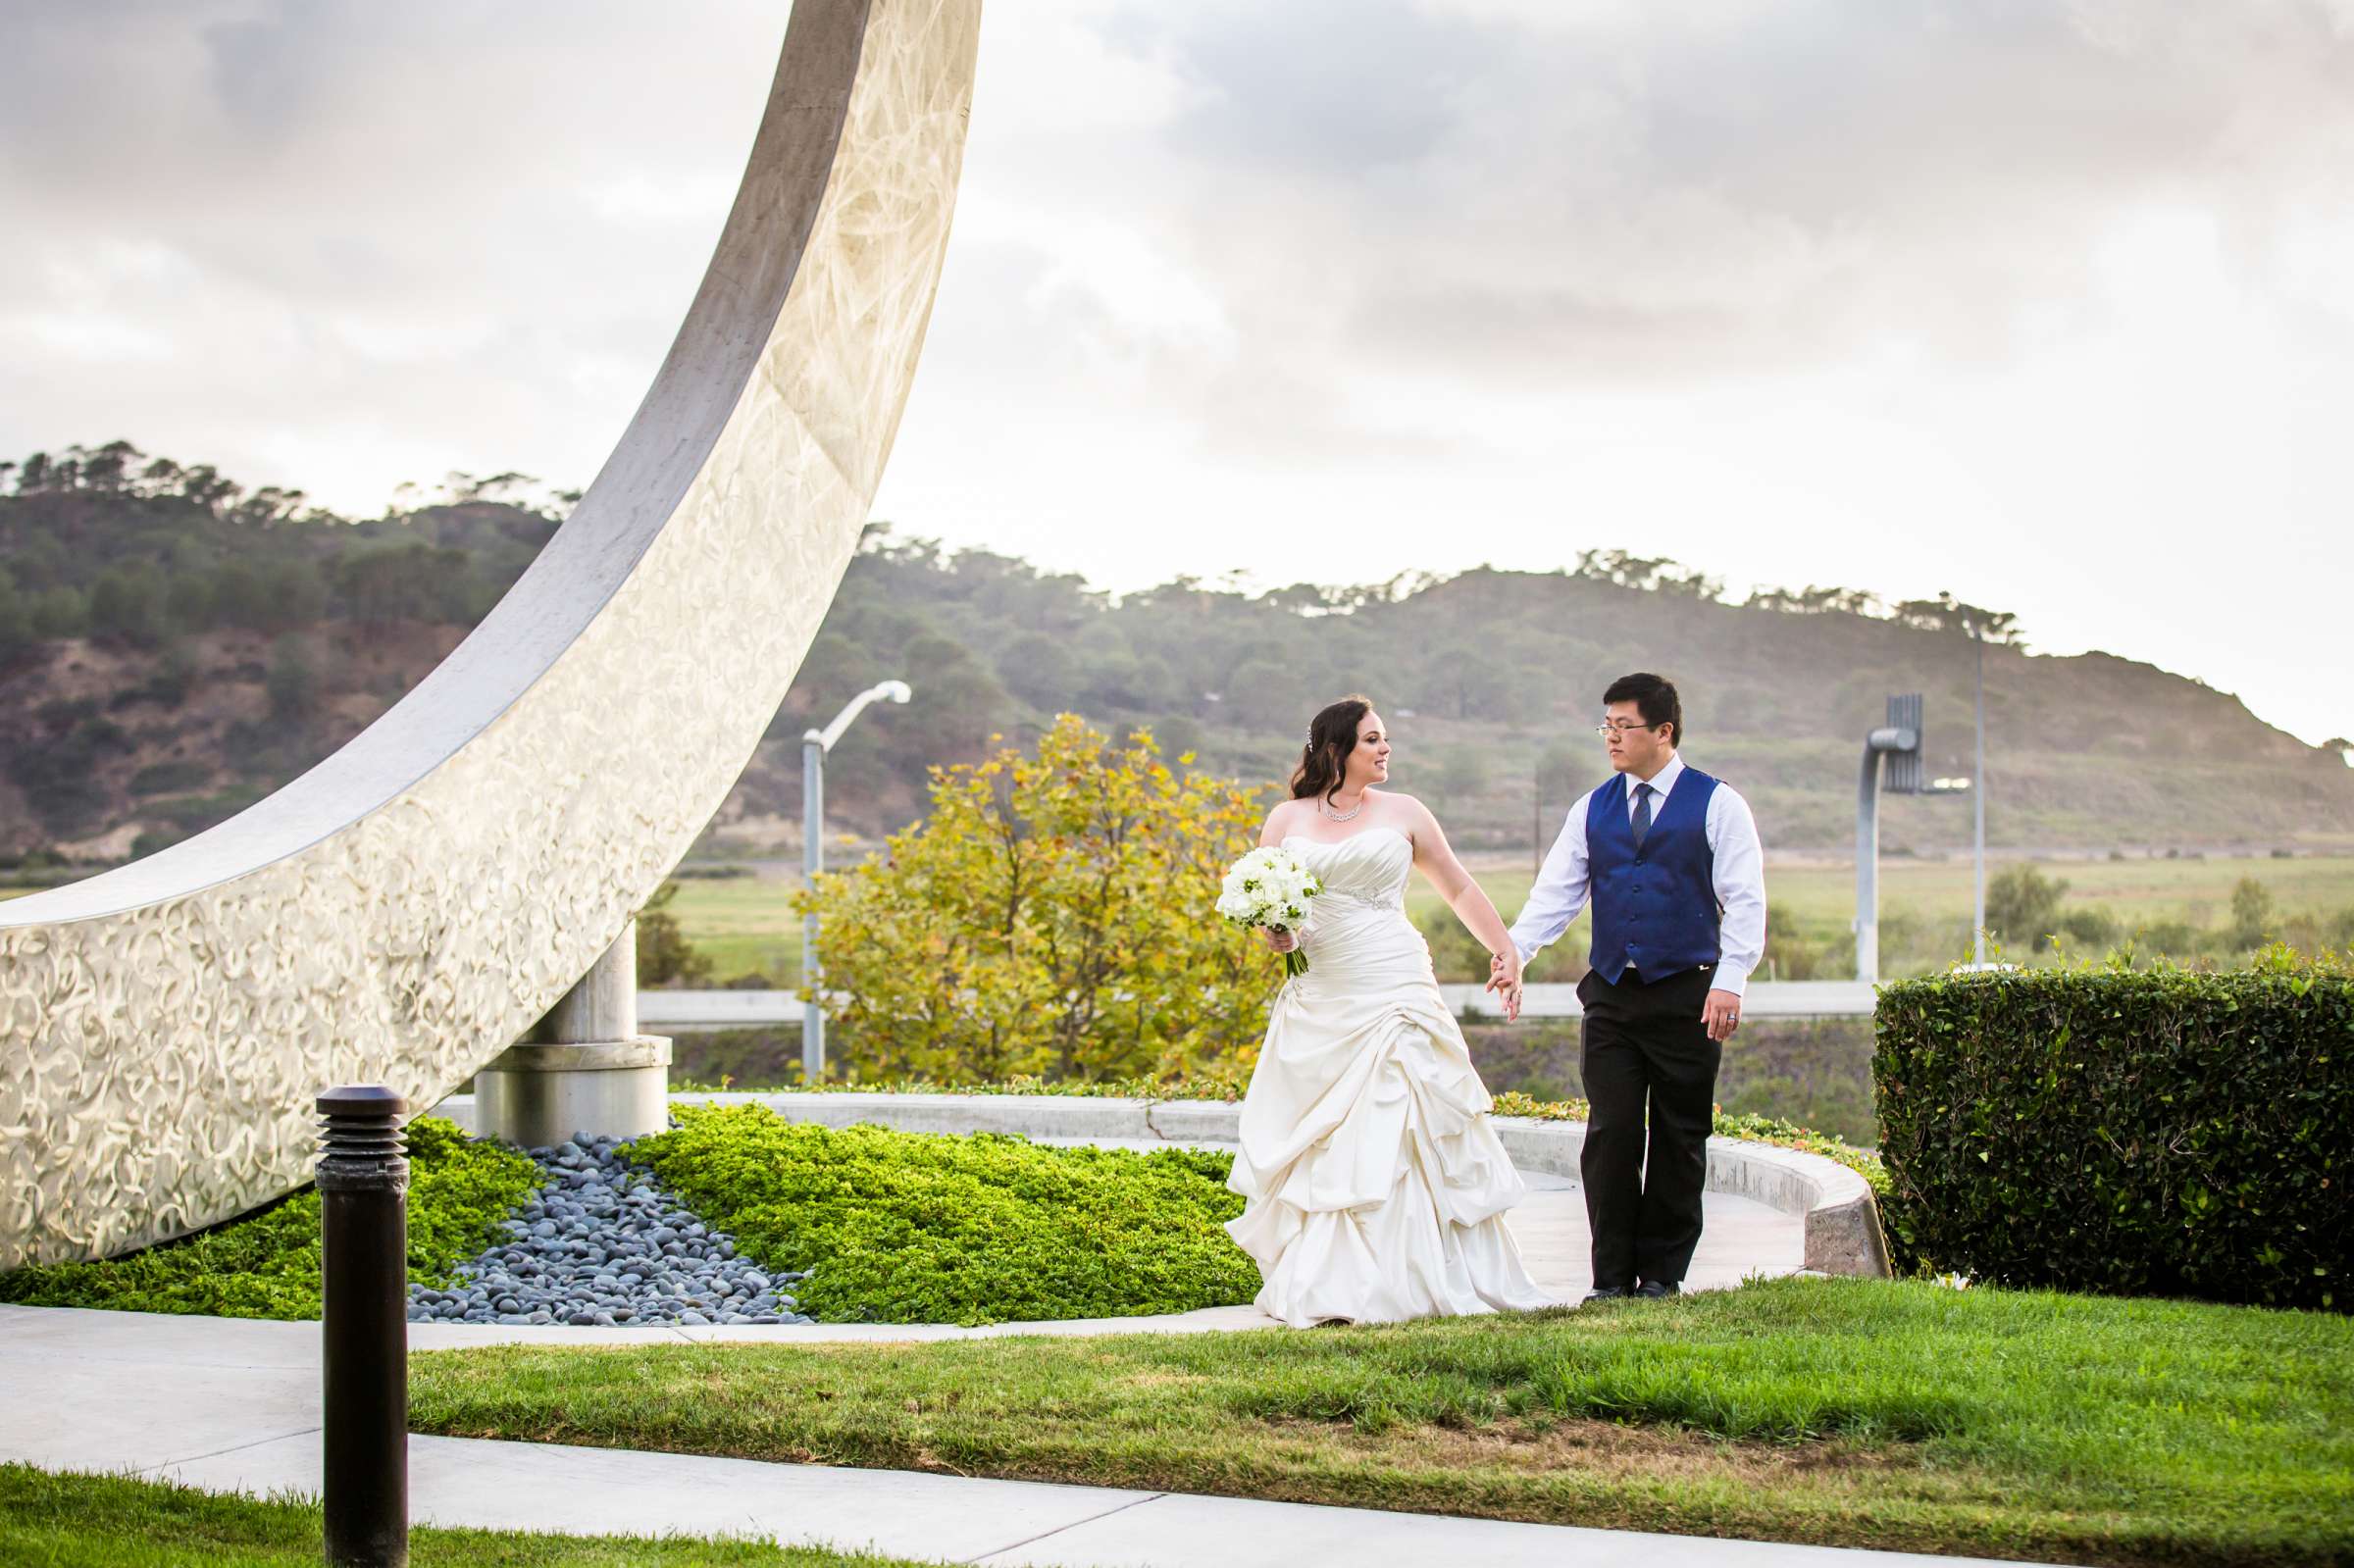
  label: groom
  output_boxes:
[1495,673,1766,1302]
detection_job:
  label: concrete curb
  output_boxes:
[435,1090,1892,1281]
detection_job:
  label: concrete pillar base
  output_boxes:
[475,1036,673,1149]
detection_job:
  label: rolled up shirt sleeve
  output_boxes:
[1707,785,1767,996]
[1508,793,1593,965]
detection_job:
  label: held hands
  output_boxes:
[1485,948,1524,1022]
[1703,987,1743,1042]
[1260,926,1301,955]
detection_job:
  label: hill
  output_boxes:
[3,441,2349,870]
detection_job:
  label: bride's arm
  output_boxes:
[1403,798,1518,974]
[1256,800,1301,952]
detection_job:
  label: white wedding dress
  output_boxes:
[1225,827,1560,1327]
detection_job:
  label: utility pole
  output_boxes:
[1531,757,1543,879]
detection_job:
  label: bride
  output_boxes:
[1224,695,1558,1327]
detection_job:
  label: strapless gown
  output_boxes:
[1224,828,1559,1327]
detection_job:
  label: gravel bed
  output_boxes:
[406,1133,816,1327]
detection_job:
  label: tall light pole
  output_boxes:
[1855,692,1971,984]
[1970,619,1988,967]
[802,679,911,1084]
[1855,695,1922,986]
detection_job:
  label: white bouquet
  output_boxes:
[1216,845,1323,977]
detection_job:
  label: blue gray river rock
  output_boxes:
[405,1132,815,1327]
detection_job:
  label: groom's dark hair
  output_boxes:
[1603,672,1682,745]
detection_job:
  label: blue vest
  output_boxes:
[1586,767,1722,985]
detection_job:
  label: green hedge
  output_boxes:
[1874,959,2351,1308]
[628,1104,1260,1325]
[0,1116,540,1318]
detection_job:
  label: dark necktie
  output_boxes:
[1631,782,1655,850]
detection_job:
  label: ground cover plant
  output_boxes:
[0,1464,983,1568]
[410,1276,2353,1568]
[0,1115,538,1318]
[662,1075,1885,1189]
[625,1104,1259,1325]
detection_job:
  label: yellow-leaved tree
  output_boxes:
[794,715,1281,1082]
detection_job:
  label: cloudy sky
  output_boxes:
[4,0,2350,745]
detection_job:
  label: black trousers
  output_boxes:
[1576,965,1721,1289]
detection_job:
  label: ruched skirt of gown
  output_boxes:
[1224,831,1559,1327]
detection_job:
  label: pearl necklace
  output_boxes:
[1319,792,1366,822]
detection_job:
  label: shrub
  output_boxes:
[636,880,714,988]
[2229,876,2277,950]
[128,759,212,796]
[264,632,316,721]
[796,716,1277,1083]
[627,1103,1259,1325]
[2055,904,2119,949]
[1984,864,2068,952]
[0,1116,540,1318]
[1873,956,2351,1307]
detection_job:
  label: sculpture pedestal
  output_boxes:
[474,1036,673,1148]
[478,919,671,1147]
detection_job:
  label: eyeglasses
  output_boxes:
[1594,721,1664,738]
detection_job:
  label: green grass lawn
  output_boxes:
[410,1276,2353,1568]
[0,1464,988,1567]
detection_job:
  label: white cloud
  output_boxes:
[0,0,2349,745]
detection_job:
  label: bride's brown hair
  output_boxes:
[1291,695,1375,804]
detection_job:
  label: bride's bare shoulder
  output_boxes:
[1371,790,1439,835]
[1262,796,1308,840]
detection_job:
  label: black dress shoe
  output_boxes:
[1635,1279,1681,1298]
[1583,1286,1630,1303]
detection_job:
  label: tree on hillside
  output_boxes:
[1892,591,2025,645]
[795,716,1278,1084]
[0,574,29,664]
[265,634,318,723]
[1745,582,1884,617]
[87,562,172,646]
[1573,548,1721,598]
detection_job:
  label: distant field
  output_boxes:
[659,874,808,984]
[14,852,2352,986]
[1415,853,2354,936]
[658,850,2354,985]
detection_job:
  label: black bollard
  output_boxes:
[317,1085,410,1568]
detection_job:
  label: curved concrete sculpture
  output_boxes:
[0,0,982,1270]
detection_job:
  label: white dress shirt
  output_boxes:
[1507,753,1767,997]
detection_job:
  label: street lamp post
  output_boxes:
[1970,619,1988,968]
[1855,693,1972,984]
[801,679,911,1084]
[1855,695,1922,986]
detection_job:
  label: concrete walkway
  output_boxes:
[1,1301,2012,1568]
